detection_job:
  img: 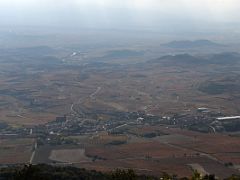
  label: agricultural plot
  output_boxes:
[0,138,34,164]
[49,148,91,163]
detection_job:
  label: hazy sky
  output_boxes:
[0,0,239,33]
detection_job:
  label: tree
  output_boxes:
[191,170,201,180]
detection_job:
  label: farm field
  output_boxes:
[17,125,238,178]
[0,138,34,164]
[49,149,91,163]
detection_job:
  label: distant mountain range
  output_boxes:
[0,46,55,56]
[103,50,144,59]
[90,49,144,62]
[148,52,240,66]
[163,40,223,48]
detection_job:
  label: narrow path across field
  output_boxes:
[30,142,37,164]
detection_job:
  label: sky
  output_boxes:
[0,0,239,33]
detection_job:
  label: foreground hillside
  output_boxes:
[0,164,239,180]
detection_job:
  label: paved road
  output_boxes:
[70,86,102,116]
[90,87,101,100]
[30,142,37,164]
[209,125,216,133]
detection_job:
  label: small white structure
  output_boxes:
[217,116,240,121]
[137,117,144,122]
[197,107,209,112]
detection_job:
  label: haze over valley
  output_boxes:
[0,0,240,179]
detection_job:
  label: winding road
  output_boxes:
[70,86,102,116]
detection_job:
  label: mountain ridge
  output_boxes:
[163,40,224,48]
